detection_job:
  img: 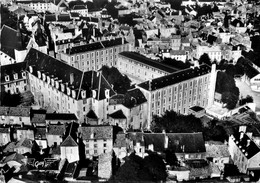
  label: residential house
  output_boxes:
[14,125,34,141]
[30,109,46,127]
[127,132,145,158]
[108,88,148,130]
[162,50,187,62]
[13,138,38,155]
[0,127,11,146]
[35,126,48,150]
[113,132,127,160]
[45,113,78,125]
[167,133,206,162]
[117,52,178,84]
[0,107,31,125]
[24,48,115,123]
[137,64,217,129]
[70,5,88,17]
[46,124,66,146]
[196,45,222,62]
[230,19,247,34]
[79,125,114,159]
[143,133,167,153]
[60,37,131,71]
[0,62,28,94]
[228,126,260,175]
[60,135,79,163]
[205,141,230,171]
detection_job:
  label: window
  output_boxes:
[14,73,18,80]
[94,150,97,154]
[104,143,107,147]
[94,144,97,148]
[5,75,9,82]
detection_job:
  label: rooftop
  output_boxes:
[80,125,113,140]
[138,64,211,91]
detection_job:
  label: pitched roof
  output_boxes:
[30,109,46,124]
[109,110,126,119]
[0,107,30,117]
[206,143,230,158]
[14,138,34,149]
[61,135,78,146]
[0,128,9,133]
[47,124,66,135]
[3,142,16,153]
[127,132,144,146]
[114,132,126,148]
[24,48,115,101]
[86,110,98,119]
[167,132,206,153]
[0,25,30,59]
[123,88,147,108]
[80,125,113,140]
[46,113,78,121]
[0,61,27,83]
[231,132,260,159]
[65,37,126,55]
[3,152,25,164]
[35,127,46,139]
[143,133,166,151]
[119,52,179,73]
[72,5,87,10]
[138,64,211,91]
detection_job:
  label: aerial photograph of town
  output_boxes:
[1,0,260,182]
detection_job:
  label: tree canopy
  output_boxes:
[1,91,22,107]
[101,66,131,94]
[199,53,211,65]
[215,72,239,110]
[150,110,203,133]
[112,152,167,182]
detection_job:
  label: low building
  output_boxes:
[0,107,31,125]
[79,125,114,159]
[46,124,66,147]
[70,5,88,16]
[13,138,38,155]
[60,135,79,163]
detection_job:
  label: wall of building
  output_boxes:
[61,146,79,163]
[84,139,113,158]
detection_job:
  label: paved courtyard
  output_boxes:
[235,79,260,111]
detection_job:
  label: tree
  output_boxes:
[221,91,239,110]
[239,95,254,105]
[101,66,131,94]
[203,120,228,142]
[1,6,17,29]
[165,149,179,166]
[199,53,211,65]
[151,110,203,133]
[1,91,22,107]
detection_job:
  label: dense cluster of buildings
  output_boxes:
[1,0,260,182]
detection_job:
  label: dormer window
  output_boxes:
[13,73,18,80]
[22,72,26,78]
[5,75,10,82]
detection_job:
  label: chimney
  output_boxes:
[247,139,250,147]
[240,132,244,140]
[70,73,74,85]
[164,135,168,149]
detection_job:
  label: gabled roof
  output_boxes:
[123,88,147,108]
[0,107,30,117]
[61,135,78,147]
[114,132,126,148]
[47,124,66,135]
[109,110,126,119]
[138,64,211,91]
[0,25,30,59]
[143,133,166,152]
[167,132,206,153]
[119,52,179,73]
[86,110,98,119]
[24,48,115,101]
[80,125,113,140]
[30,109,46,124]
[46,113,78,121]
[14,138,34,149]
[3,152,25,164]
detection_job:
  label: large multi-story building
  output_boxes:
[117,52,178,84]
[137,64,217,129]
[196,45,222,62]
[60,37,131,71]
[24,48,115,123]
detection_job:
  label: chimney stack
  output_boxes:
[247,139,250,147]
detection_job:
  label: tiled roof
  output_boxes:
[46,113,77,121]
[80,125,113,140]
[47,124,66,135]
[127,132,144,146]
[3,142,16,153]
[0,107,30,117]
[138,64,211,91]
[0,25,30,59]
[30,109,46,124]
[3,152,25,164]
[45,14,56,22]
[109,110,126,119]
[14,138,34,149]
[123,88,147,108]
[65,37,126,55]
[57,14,71,22]
[206,144,230,158]
[72,5,87,10]
[231,132,260,159]
[24,48,115,100]
[114,132,126,148]
[119,52,179,73]
[190,106,204,112]
[61,135,78,146]
[0,61,27,83]
[170,50,186,55]
[143,133,166,151]
[0,128,9,133]
[167,132,206,153]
